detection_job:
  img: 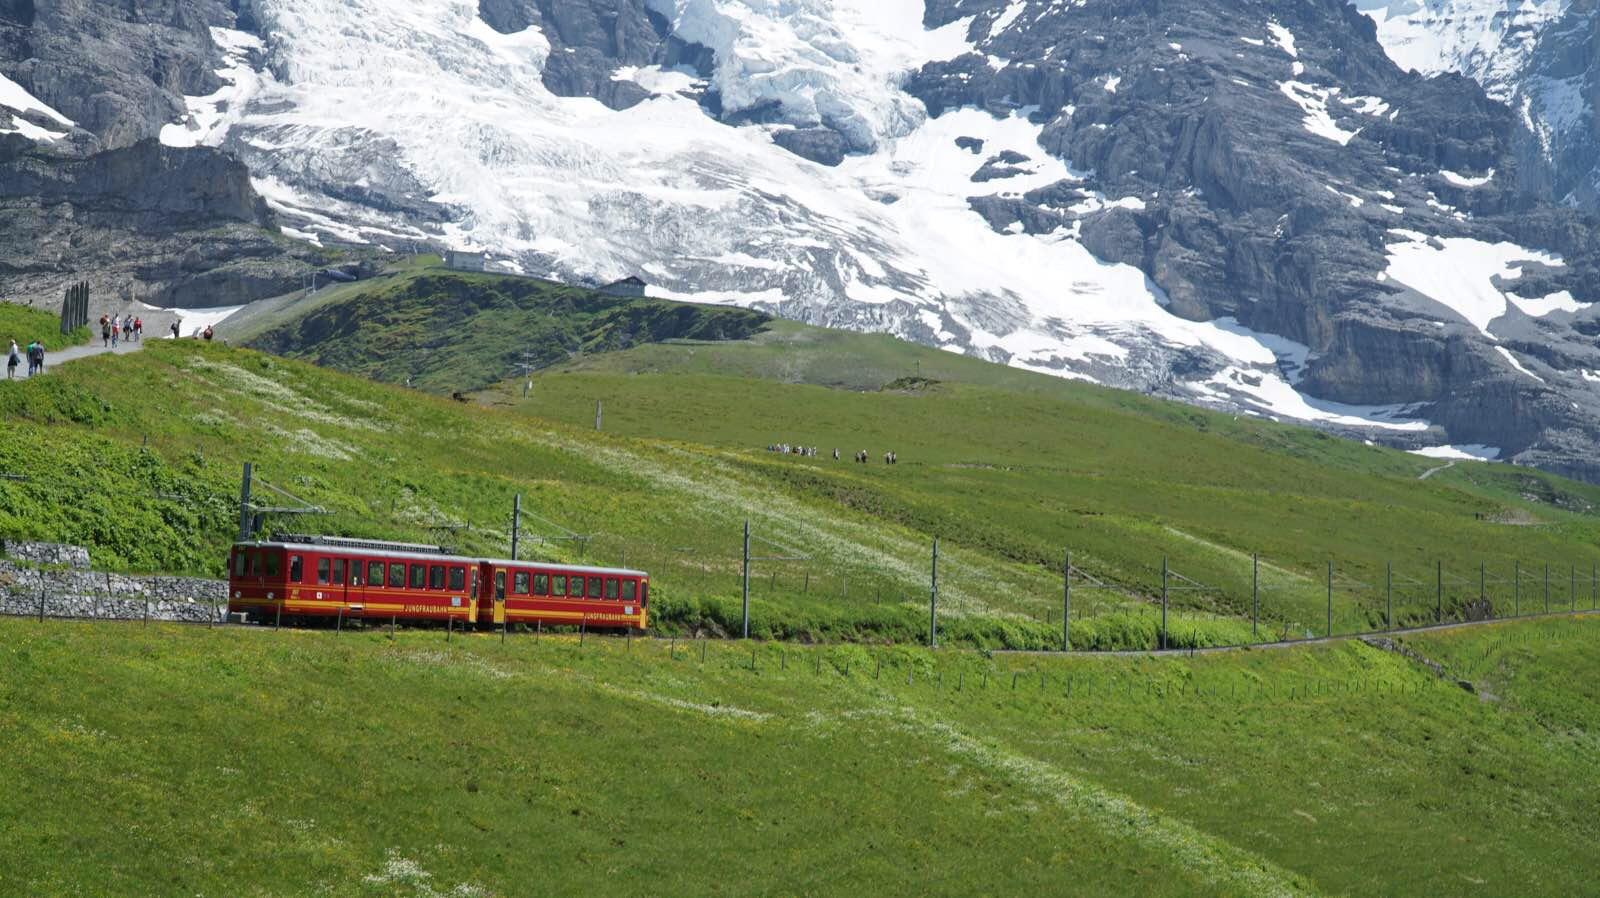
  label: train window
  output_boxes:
[288,555,302,582]
[368,561,384,587]
[605,578,619,599]
[534,574,549,595]
[587,576,603,599]
[494,571,506,600]
[265,553,281,578]
[551,575,566,597]
[514,571,530,594]
[348,560,361,586]
[233,552,247,576]
[410,564,426,589]
[332,559,345,585]
[388,562,405,588]
[316,558,331,584]
[449,567,465,591]
[430,565,446,590]
[249,551,261,576]
[622,581,636,602]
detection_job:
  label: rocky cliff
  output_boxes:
[0,0,314,313]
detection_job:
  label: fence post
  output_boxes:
[1251,553,1259,640]
[1062,549,1071,653]
[1385,561,1392,631]
[1160,556,1169,651]
[1326,560,1333,638]
[741,520,751,640]
[928,538,938,649]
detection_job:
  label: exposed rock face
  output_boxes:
[0,136,309,310]
[898,0,1600,479]
[0,0,233,150]
[0,1,315,312]
[477,0,706,110]
[773,127,848,166]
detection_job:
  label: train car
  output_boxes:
[227,536,648,631]
[474,558,649,631]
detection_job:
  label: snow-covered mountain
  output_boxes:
[7,0,1600,479]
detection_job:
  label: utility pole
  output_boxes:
[237,462,254,541]
[1160,556,1169,651]
[1062,549,1071,653]
[1251,553,1259,640]
[595,400,603,431]
[1385,561,1393,630]
[741,520,751,639]
[510,493,521,561]
[929,538,939,648]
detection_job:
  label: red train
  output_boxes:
[227,535,648,630]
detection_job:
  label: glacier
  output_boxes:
[173,0,1465,435]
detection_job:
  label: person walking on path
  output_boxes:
[100,318,111,347]
[6,339,18,379]
[169,319,181,340]
[132,317,142,341]
[27,340,43,376]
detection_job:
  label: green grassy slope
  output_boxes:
[238,265,769,394]
[0,301,90,352]
[1,615,1596,896]
[5,325,1600,646]
[490,323,1600,636]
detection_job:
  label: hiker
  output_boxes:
[170,320,180,339]
[132,317,142,341]
[202,324,214,341]
[122,315,132,342]
[6,339,18,379]
[101,318,111,347]
[110,319,118,347]
[27,340,43,376]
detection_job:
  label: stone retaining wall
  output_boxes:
[0,558,228,624]
[1,540,92,570]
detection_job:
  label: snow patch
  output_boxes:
[1280,81,1358,145]
[1382,231,1564,336]
[0,71,73,141]
[1408,444,1501,461]
[1495,346,1545,383]
[1441,168,1494,188]
[161,28,268,148]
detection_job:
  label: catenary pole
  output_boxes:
[1160,556,1169,651]
[741,520,751,639]
[1062,549,1071,653]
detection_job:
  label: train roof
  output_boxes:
[235,540,646,577]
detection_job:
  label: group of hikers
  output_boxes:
[6,339,46,379]
[766,443,901,464]
[98,312,214,345]
[100,313,143,346]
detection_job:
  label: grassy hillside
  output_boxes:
[236,265,769,394]
[2,614,1597,896]
[0,301,90,352]
[5,320,1600,646]
[487,322,1600,636]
